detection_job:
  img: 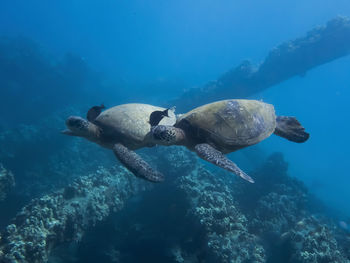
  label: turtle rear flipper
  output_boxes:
[274,116,309,143]
[113,143,164,182]
[194,143,254,183]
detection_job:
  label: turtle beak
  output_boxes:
[61,129,75,136]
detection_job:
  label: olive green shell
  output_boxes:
[178,99,276,150]
[94,103,176,149]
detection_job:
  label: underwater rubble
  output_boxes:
[174,16,350,111]
[0,164,15,202]
[0,165,148,263]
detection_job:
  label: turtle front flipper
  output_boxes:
[113,143,164,183]
[194,143,255,183]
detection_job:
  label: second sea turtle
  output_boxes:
[151,99,309,183]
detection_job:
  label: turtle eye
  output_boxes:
[68,118,81,128]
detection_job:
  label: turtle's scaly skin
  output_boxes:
[177,99,276,153]
[94,103,175,150]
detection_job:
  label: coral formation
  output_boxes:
[287,216,348,263]
[233,153,308,234]
[0,166,147,263]
[2,146,349,262]
[145,148,350,263]
[177,164,266,263]
[0,164,15,202]
[231,153,349,262]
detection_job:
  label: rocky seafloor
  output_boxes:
[1,118,349,263]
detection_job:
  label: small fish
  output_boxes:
[149,107,174,127]
[87,104,105,122]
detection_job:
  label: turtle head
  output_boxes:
[62,116,100,141]
[151,125,185,146]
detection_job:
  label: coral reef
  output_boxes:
[173,16,350,111]
[2,146,349,262]
[0,166,147,263]
[287,216,348,263]
[233,153,308,234]
[177,164,265,263]
[0,164,15,202]
[148,149,350,263]
[231,153,349,262]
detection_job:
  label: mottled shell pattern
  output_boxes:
[178,99,276,149]
[94,103,176,149]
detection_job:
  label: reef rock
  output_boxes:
[288,216,348,263]
[0,166,147,263]
[178,165,265,263]
[231,153,349,262]
[239,153,308,235]
[0,164,15,202]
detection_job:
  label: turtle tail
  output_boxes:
[274,116,309,143]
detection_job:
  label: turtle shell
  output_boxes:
[94,103,176,149]
[177,99,276,151]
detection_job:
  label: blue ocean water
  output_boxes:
[1,1,350,262]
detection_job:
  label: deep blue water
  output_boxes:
[1,1,350,262]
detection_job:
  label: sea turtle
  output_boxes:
[62,103,176,182]
[150,99,309,183]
